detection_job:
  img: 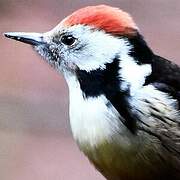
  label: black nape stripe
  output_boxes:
[76,58,137,133]
[127,32,153,64]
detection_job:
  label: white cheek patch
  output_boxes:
[64,25,131,72]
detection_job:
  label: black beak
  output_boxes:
[4,32,45,46]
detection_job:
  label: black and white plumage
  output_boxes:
[4,5,180,180]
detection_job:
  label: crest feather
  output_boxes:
[62,5,138,36]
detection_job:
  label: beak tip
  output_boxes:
[3,32,9,38]
[3,32,15,39]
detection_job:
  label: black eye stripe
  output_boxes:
[61,35,76,46]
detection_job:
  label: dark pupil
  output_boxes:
[61,35,75,46]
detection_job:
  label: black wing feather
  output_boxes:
[145,55,180,106]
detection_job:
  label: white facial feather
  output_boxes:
[44,25,152,94]
[41,25,152,94]
[44,24,132,72]
[67,25,130,71]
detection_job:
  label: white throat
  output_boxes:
[64,73,127,147]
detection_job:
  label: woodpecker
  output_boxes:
[4,5,180,180]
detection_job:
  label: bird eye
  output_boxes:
[61,35,76,46]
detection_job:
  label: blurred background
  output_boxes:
[0,0,180,180]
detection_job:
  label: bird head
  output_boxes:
[4,5,153,94]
